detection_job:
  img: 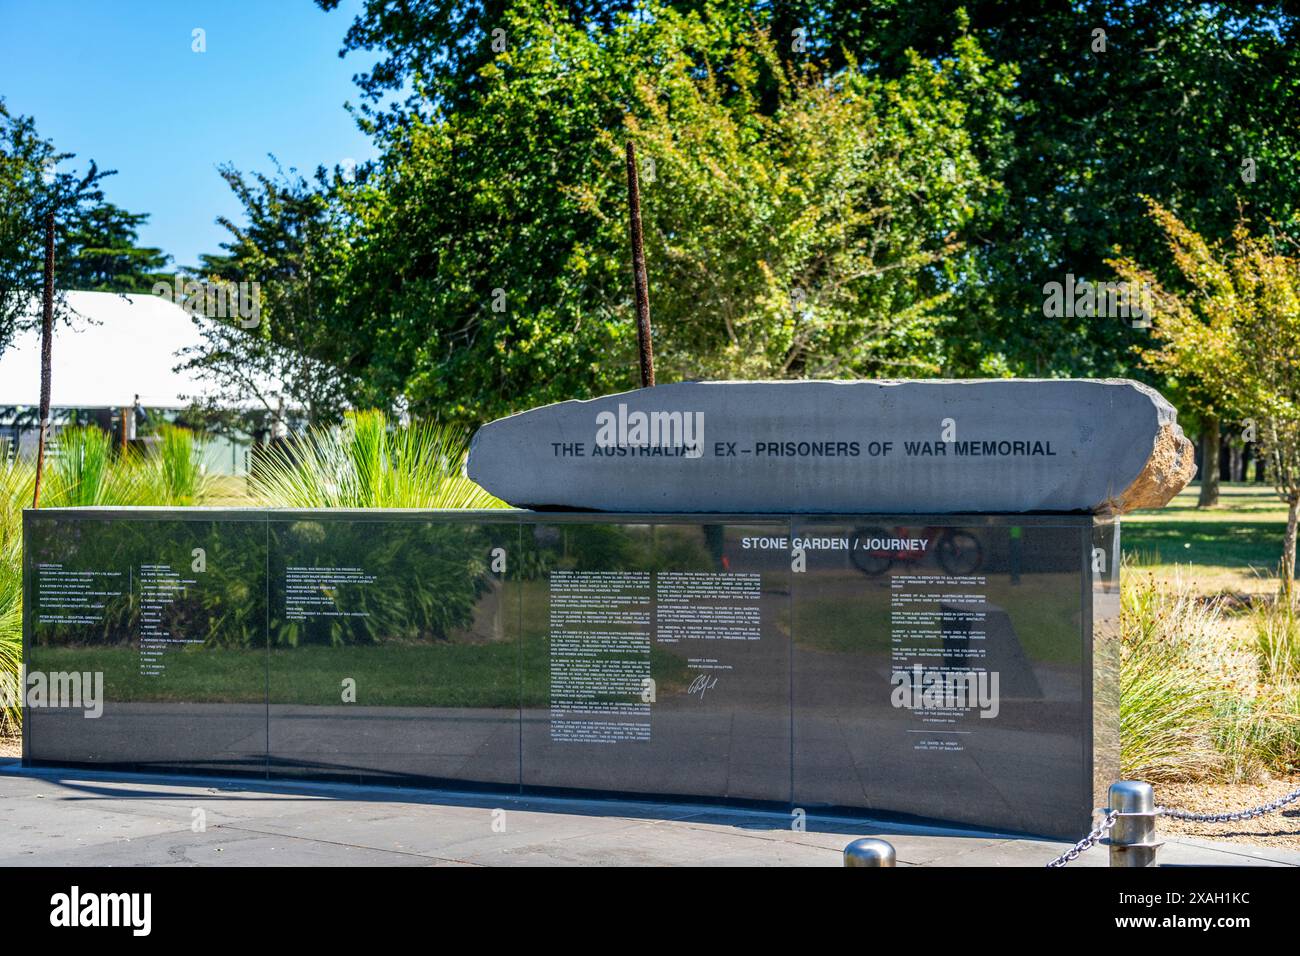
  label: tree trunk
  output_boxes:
[31,211,55,509]
[1198,417,1221,507]
[625,142,654,388]
[1282,495,1299,607]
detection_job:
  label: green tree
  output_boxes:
[1,99,172,352]
[0,99,106,353]
[322,2,1007,422]
[316,0,645,120]
[322,2,1300,387]
[778,2,1300,384]
[1112,202,1251,507]
[1232,233,1300,604]
[181,163,358,426]
[1112,207,1300,601]
[60,202,170,293]
[619,26,1009,380]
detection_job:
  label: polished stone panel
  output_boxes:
[266,513,520,788]
[519,518,792,802]
[23,509,1114,838]
[23,512,267,774]
[791,516,1093,836]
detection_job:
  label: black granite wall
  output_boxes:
[22,509,1117,838]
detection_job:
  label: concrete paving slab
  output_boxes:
[2,760,1297,867]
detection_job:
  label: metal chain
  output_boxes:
[1048,782,1300,867]
[1157,784,1300,823]
[1045,808,1117,867]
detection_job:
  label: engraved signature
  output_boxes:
[687,673,720,700]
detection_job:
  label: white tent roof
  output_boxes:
[0,290,273,409]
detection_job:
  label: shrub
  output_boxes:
[0,459,34,735]
[150,424,211,506]
[1122,567,1300,782]
[250,410,503,509]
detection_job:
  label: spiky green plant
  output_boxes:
[250,410,504,509]
[41,426,154,507]
[1254,599,1300,683]
[0,459,34,736]
[36,424,212,509]
[150,424,211,505]
[44,425,113,506]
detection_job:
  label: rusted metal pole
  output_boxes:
[32,211,55,509]
[626,141,654,387]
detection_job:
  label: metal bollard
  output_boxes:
[843,838,896,867]
[1105,781,1162,867]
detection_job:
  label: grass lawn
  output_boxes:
[29,643,529,708]
[1123,482,1295,596]
[794,572,1083,664]
[29,610,693,709]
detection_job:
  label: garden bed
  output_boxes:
[1156,776,1300,851]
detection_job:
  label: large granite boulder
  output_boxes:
[466,379,1195,514]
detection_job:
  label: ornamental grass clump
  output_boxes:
[151,424,211,506]
[39,425,210,508]
[0,459,33,735]
[1122,569,1237,781]
[1122,566,1300,783]
[0,425,210,735]
[249,410,503,510]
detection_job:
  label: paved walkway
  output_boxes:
[2,760,1296,867]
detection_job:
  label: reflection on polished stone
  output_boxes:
[792,519,1092,836]
[23,510,1112,837]
[266,516,520,787]
[519,520,791,802]
[25,515,268,774]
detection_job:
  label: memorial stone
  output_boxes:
[23,378,1192,839]
[466,379,1195,514]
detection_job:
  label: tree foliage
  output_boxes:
[0,99,105,352]
[181,163,359,425]
[809,1,1300,379]
[1114,204,1300,598]
[0,99,171,352]
[177,1,1300,426]
[317,1,1300,387]
[1111,200,1252,425]
[60,202,170,293]
[281,2,1010,422]
[618,26,1009,380]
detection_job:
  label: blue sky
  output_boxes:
[0,0,376,269]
